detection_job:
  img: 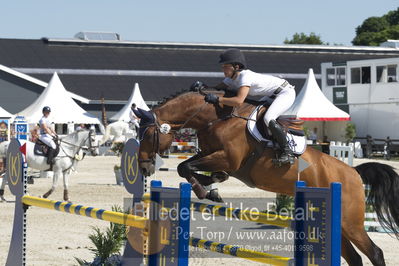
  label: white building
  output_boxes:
[321,54,399,139]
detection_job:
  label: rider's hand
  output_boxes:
[204,94,219,104]
[190,81,207,91]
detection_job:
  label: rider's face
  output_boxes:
[221,64,235,77]
[43,111,50,117]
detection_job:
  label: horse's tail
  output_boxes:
[355,162,399,237]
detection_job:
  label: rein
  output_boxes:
[139,89,255,162]
[137,102,208,164]
[58,132,97,159]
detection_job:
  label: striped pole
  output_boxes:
[22,196,147,229]
[171,142,196,147]
[161,155,193,159]
[191,201,292,228]
[158,167,178,172]
[143,194,291,228]
[189,237,292,266]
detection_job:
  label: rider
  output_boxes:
[39,106,57,165]
[193,48,296,165]
[129,103,140,137]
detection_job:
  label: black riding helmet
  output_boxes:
[42,106,51,113]
[219,48,247,69]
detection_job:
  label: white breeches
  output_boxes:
[262,86,296,126]
[131,120,140,128]
[39,134,56,149]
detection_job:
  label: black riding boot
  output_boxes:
[47,147,55,166]
[268,120,295,166]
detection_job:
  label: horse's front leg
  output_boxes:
[177,150,232,202]
[43,170,61,199]
[176,154,208,200]
[0,173,7,202]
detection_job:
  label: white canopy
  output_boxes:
[282,68,350,121]
[17,73,101,124]
[110,83,150,122]
[0,106,12,118]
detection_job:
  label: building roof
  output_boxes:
[0,64,89,103]
[18,72,101,124]
[1,38,399,102]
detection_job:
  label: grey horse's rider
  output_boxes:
[39,106,57,165]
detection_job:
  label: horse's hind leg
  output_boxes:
[343,226,385,266]
[43,188,54,198]
[341,235,362,266]
[341,195,385,266]
[63,171,70,202]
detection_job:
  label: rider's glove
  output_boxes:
[190,81,207,91]
[204,94,219,104]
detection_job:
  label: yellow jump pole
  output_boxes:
[191,201,292,228]
[22,195,147,229]
[143,193,292,228]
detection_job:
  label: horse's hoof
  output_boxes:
[63,190,69,202]
[206,189,224,203]
[43,189,54,199]
[190,183,208,200]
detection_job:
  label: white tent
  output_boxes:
[17,73,101,124]
[283,68,350,121]
[110,83,150,122]
[282,68,350,141]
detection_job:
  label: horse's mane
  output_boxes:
[154,88,233,109]
[61,129,88,142]
[154,88,193,108]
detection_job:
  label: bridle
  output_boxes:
[138,87,235,165]
[138,88,210,164]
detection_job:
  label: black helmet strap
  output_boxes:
[229,64,241,79]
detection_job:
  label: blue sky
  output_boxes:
[1,1,398,46]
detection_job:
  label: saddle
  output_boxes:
[34,139,60,158]
[254,107,305,140]
[245,105,307,156]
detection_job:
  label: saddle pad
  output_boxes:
[34,143,46,156]
[34,142,60,157]
[246,106,307,155]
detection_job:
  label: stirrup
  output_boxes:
[272,152,295,167]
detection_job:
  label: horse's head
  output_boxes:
[137,110,174,176]
[137,90,228,176]
[82,128,100,156]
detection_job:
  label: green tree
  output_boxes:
[356,17,389,34]
[385,8,399,25]
[352,8,399,46]
[284,32,325,45]
[345,123,356,144]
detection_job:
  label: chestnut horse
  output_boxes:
[138,89,399,266]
